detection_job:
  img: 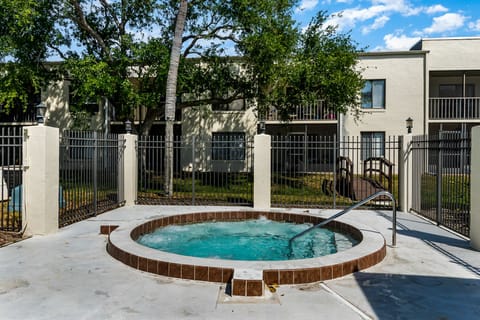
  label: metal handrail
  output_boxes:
[288,191,397,251]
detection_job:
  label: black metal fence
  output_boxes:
[271,135,400,208]
[59,131,125,227]
[0,127,23,232]
[411,132,471,236]
[137,135,254,205]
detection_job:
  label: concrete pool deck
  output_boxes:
[0,205,479,319]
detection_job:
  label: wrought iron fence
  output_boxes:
[271,135,400,208]
[59,131,125,227]
[411,132,471,236]
[0,127,23,232]
[137,135,254,205]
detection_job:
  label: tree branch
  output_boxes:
[47,44,69,60]
[182,25,237,57]
[99,0,122,33]
[67,0,112,60]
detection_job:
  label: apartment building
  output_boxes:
[2,37,480,141]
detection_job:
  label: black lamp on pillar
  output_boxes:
[406,117,413,134]
[125,119,132,134]
[258,119,266,134]
[36,102,46,125]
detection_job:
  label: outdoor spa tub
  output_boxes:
[105,210,386,295]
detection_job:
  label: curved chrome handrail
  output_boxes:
[288,191,396,253]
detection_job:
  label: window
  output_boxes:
[439,84,475,97]
[212,132,245,160]
[361,80,385,109]
[361,132,385,160]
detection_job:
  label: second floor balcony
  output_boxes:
[265,101,337,122]
[429,97,480,120]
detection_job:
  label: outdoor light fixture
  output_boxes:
[36,102,47,125]
[406,117,413,134]
[258,119,266,134]
[125,119,132,134]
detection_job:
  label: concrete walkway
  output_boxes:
[0,206,479,320]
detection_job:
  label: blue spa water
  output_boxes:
[137,217,358,261]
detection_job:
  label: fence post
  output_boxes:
[398,135,413,212]
[120,134,138,206]
[254,133,271,209]
[436,132,443,225]
[22,125,59,235]
[471,126,480,250]
[93,131,98,215]
[191,136,196,205]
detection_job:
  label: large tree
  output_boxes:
[45,0,298,135]
[2,1,363,196]
[1,1,362,126]
[0,0,58,112]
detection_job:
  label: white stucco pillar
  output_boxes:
[22,125,59,235]
[398,134,413,212]
[120,134,138,206]
[470,126,480,250]
[253,134,271,210]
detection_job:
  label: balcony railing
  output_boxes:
[429,97,480,120]
[266,101,337,122]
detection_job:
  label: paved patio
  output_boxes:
[0,205,479,320]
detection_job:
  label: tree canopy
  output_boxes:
[0,0,363,133]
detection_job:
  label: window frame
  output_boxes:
[360,131,385,160]
[361,79,386,109]
[211,132,246,161]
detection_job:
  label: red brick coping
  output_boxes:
[106,211,386,286]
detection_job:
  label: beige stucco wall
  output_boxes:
[180,105,257,172]
[42,79,105,131]
[421,38,480,71]
[43,80,72,129]
[343,53,426,137]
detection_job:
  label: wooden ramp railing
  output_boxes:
[336,156,393,201]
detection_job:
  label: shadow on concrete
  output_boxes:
[373,210,480,277]
[353,272,480,320]
[397,228,480,277]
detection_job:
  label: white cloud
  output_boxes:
[423,13,466,34]
[425,4,448,15]
[296,0,319,12]
[383,33,420,50]
[469,19,480,32]
[362,15,390,34]
[327,7,384,31]
[325,0,426,32]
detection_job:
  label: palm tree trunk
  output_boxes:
[164,0,188,196]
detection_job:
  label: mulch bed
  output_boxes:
[0,232,24,247]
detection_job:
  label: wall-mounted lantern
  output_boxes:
[406,117,413,134]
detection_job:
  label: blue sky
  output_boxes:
[294,0,480,51]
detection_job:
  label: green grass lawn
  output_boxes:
[138,172,395,207]
[420,173,470,209]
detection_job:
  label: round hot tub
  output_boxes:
[106,210,386,285]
